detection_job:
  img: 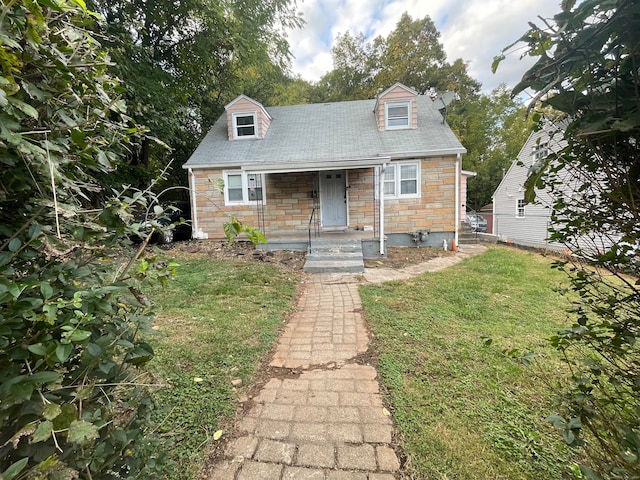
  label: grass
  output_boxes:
[143,252,299,479]
[359,245,580,480]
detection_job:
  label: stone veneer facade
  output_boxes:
[190,156,456,239]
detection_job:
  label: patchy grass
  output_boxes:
[144,252,299,479]
[360,246,580,480]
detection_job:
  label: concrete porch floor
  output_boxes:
[258,229,379,253]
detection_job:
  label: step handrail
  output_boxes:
[307,207,316,254]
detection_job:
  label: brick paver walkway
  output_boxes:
[207,274,399,480]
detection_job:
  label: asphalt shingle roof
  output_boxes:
[182,96,466,170]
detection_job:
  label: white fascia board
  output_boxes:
[388,148,467,160]
[240,156,392,174]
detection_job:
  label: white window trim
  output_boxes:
[223,171,266,206]
[516,198,526,218]
[532,142,548,162]
[383,161,421,199]
[232,111,257,139]
[385,100,411,130]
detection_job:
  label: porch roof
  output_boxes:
[183,96,466,171]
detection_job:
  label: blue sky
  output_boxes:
[286,0,562,95]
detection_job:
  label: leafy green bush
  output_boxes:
[0,1,173,477]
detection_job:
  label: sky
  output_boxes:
[285,0,562,94]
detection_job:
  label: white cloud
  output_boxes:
[287,0,561,93]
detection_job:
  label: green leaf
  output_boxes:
[27,371,60,384]
[27,344,47,356]
[213,430,224,441]
[55,343,73,362]
[0,457,29,480]
[8,238,21,252]
[40,282,53,299]
[86,343,101,356]
[580,465,604,480]
[32,421,53,443]
[69,330,91,342]
[67,420,99,444]
[43,403,62,421]
[9,98,38,119]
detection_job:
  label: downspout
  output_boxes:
[454,154,461,249]
[379,163,387,256]
[188,168,199,239]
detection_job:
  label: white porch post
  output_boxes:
[379,164,387,255]
[454,154,461,248]
[188,168,199,239]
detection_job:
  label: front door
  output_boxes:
[320,170,347,228]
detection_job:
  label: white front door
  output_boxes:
[321,170,347,227]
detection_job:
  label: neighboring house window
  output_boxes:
[532,142,548,161]
[383,161,420,199]
[516,198,526,218]
[232,112,257,139]
[224,171,265,205]
[385,101,410,129]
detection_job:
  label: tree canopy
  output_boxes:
[311,12,528,209]
[87,0,303,187]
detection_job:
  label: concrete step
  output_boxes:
[304,240,364,274]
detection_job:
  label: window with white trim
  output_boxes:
[223,171,265,205]
[385,101,410,129]
[532,142,548,161]
[232,112,257,139]
[383,161,420,199]
[516,198,525,218]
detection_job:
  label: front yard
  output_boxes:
[144,251,299,479]
[145,243,580,479]
[360,246,580,479]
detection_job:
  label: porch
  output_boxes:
[258,228,381,256]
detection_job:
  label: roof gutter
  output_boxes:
[387,147,467,160]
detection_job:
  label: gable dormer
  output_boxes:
[224,95,272,141]
[374,83,419,132]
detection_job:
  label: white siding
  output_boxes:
[493,125,567,250]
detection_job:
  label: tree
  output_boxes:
[495,1,640,478]
[315,32,376,101]
[373,13,450,94]
[88,0,303,188]
[0,1,174,477]
[453,86,533,210]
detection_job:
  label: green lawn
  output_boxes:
[144,252,299,479]
[359,246,580,480]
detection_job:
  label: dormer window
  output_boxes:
[385,101,410,129]
[233,112,257,139]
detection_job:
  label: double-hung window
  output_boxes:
[385,101,410,129]
[516,198,526,218]
[224,171,265,205]
[382,161,420,199]
[232,112,257,139]
[532,142,548,162]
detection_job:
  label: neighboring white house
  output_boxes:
[492,123,567,250]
